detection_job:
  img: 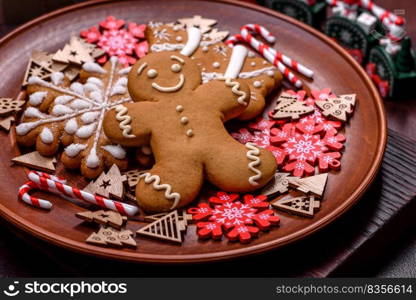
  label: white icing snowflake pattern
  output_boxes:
[16,57,131,178]
[153,28,171,41]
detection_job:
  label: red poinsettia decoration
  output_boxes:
[80,16,148,66]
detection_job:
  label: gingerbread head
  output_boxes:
[103,27,277,212]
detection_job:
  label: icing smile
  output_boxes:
[151,73,185,92]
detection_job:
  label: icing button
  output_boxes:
[202,46,209,52]
[176,105,184,112]
[253,80,262,88]
[267,70,275,77]
[212,62,220,69]
[250,62,256,67]
[180,116,189,125]
[186,129,194,137]
[176,36,183,42]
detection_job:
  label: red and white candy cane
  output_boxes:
[240,24,314,79]
[18,171,138,216]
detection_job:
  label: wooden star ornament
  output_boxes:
[177,15,217,33]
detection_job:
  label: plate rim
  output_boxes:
[0,0,387,263]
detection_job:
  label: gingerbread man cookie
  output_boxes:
[147,21,282,121]
[104,28,277,212]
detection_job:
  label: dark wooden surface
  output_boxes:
[0,0,415,276]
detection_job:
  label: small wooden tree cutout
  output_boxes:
[76,209,127,229]
[261,172,298,196]
[144,210,192,229]
[272,195,320,217]
[0,98,25,116]
[288,173,328,197]
[86,226,136,248]
[315,94,356,122]
[137,210,188,243]
[22,59,53,86]
[12,151,57,172]
[84,165,127,200]
[272,92,314,120]
[53,36,93,65]
[0,116,14,131]
[203,28,229,42]
[124,169,147,190]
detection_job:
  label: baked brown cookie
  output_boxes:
[15,58,132,178]
[147,21,282,120]
[104,28,277,212]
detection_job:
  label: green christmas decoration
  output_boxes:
[366,37,416,99]
[264,0,327,28]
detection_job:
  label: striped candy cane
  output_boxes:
[241,24,314,78]
[18,171,138,216]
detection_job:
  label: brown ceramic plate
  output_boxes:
[0,0,386,263]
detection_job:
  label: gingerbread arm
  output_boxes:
[103,102,153,147]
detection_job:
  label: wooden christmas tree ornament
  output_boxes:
[315,94,356,122]
[287,173,328,197]
[11,151,57,172]
[137,210,188,243]
[0,98,25,116]
[0,116,14,131]
[22,59,53,86]
[144,211,192,231]
[261,172,298,196]
[52,36,93,65]
[76,209,127,229]
[272,195,320,217]
[83,165,127,200]
[86,226,136,248]
[272,92,314,120]
[124,169,146,190]
[177,15,217,33]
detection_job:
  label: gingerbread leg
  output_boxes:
[135,159,204,212]
[204,138,277,192]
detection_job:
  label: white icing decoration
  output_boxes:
[81,111,100,124]
[115,105,136,138]
[151,43,184,52]
[224,45,248,79]
[267,70,275,77]
[90,91,103,102]
[171,63,181,72]
[152,73,185,92]
[220,78,248,106]
[86,148,100,168]
[176,105,184,112]
[212,62,220,69]
[51,72,65,85]
[147,69,158,78]
[70,82,84,95]
[70,99,91,110]
[202,46,209,52]
[137,63,148,75]
[180,27,202,57]
[82,62,107,74]
[139,172,181,209]
[176,36,183,42]
[186,129,193,137]
[245,142,262,186]
[239,66,276,79]
[180,116,189,124]
[111,85,127,96]
[141,146,152,155]
[84,82,101,93]
[64,143,87,157]
[101,144,126,159]
[248,51,255,58]
[250,62,256,67]
[76,123,96,139]
[87,77,104,87]
[253,80,262,88]
[54,95,74,105]
[64,118,78,134]
[24,107,45,119]
[28,76,44,85]
[40,127,54,144]
[52,104,74,116]
[29,91,48,106]
[16,123,37,135]
[118,66,132,75]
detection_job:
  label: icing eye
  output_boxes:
[171,64,182,73]
[147,69,158,78]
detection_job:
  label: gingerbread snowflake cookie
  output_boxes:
[103,28,277,212]
[146,20,282,121]
[16,57,132,178]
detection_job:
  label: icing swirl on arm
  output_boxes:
[139,172,181,210]
[115,105,136,138]
[222,78,248,106]
[245,142,262,186]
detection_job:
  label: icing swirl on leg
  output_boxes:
[115,105,136,138]
[139,172,181,210]
[245,142,262,186]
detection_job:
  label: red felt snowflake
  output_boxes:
[231,128,254,144]
[80,16,147,66]
[188,192,280,243]
[248,117,275,132]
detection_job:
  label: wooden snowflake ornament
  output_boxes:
[315,94,356,122]
[86,226,136,248]
[272,195,320,217]
[272,92,314,120]
[0,98,25,116]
